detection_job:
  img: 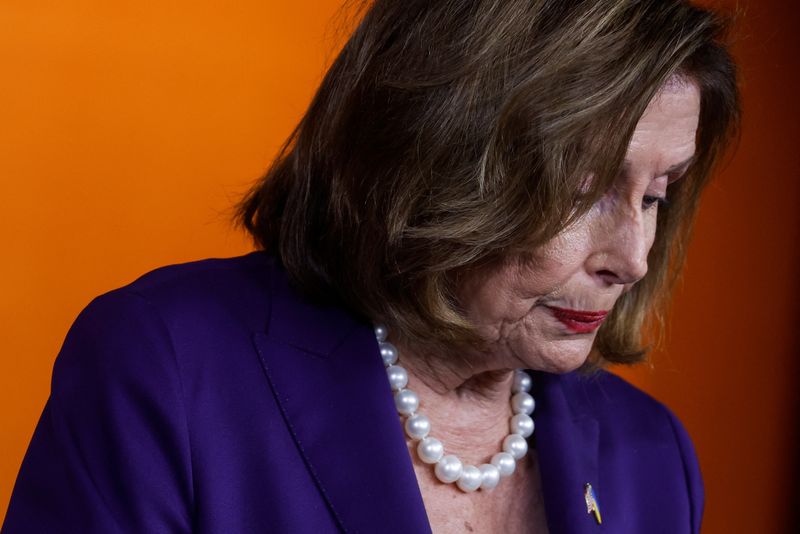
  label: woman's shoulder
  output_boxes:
[121,250,274,304]
[581,369,687,421]
[559,368,698,449]
[56,251,282,388]
[84,251,277,333]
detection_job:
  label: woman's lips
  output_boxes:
[546,306,609,334]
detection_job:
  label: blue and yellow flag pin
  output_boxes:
[584,483,602,525]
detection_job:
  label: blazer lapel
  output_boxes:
[252,262,431,533]
[252,260,603,533]
[532,371,603,534]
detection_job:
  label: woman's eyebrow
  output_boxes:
[664,155,695,175]
[621,155,695,177]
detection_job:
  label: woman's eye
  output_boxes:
[642,195,668,210]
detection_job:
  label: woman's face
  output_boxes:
[460,80,701,373]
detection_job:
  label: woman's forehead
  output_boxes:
[623,82,700,179]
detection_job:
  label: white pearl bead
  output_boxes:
[374,324,388,342]
[511,391,535,415]
[379,342,398,366]
[434,455,463,484]
[393,389,419,415]
[512,370,532,393]
[510,413,535,438]
[503,434,528,460]
[456,465,482,492]
[386,365,408,391]
[417,437,444,464]
[491,452,516,477]
[479,463,501,490]
[404,414,431,440]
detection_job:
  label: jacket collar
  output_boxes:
[252,260,432,533]
[254,258,601,533]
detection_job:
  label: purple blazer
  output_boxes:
[2,252,703,533]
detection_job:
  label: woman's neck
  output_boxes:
[395,340,519,465]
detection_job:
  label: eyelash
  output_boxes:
[581,191,669,212]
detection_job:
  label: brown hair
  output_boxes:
[237,0,740,367]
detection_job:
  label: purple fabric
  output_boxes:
[2,252,703,533]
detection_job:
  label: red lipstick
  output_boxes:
[547,306,609,334]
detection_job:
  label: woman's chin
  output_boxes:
[537,356,588,374]
[520,338,595,374]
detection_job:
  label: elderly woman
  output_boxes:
[3,0,738,533]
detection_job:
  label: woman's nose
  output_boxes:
[589,207,651,286]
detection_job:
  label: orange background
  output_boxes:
[1,1,797,531]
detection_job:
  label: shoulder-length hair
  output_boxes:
[237,0,740,367]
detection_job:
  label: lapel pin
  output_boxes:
[584,483,602,525]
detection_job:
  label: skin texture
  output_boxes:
[397,79,702,533]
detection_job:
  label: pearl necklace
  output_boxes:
[374,324,535,493]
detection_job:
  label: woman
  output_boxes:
[2,0,739,532]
